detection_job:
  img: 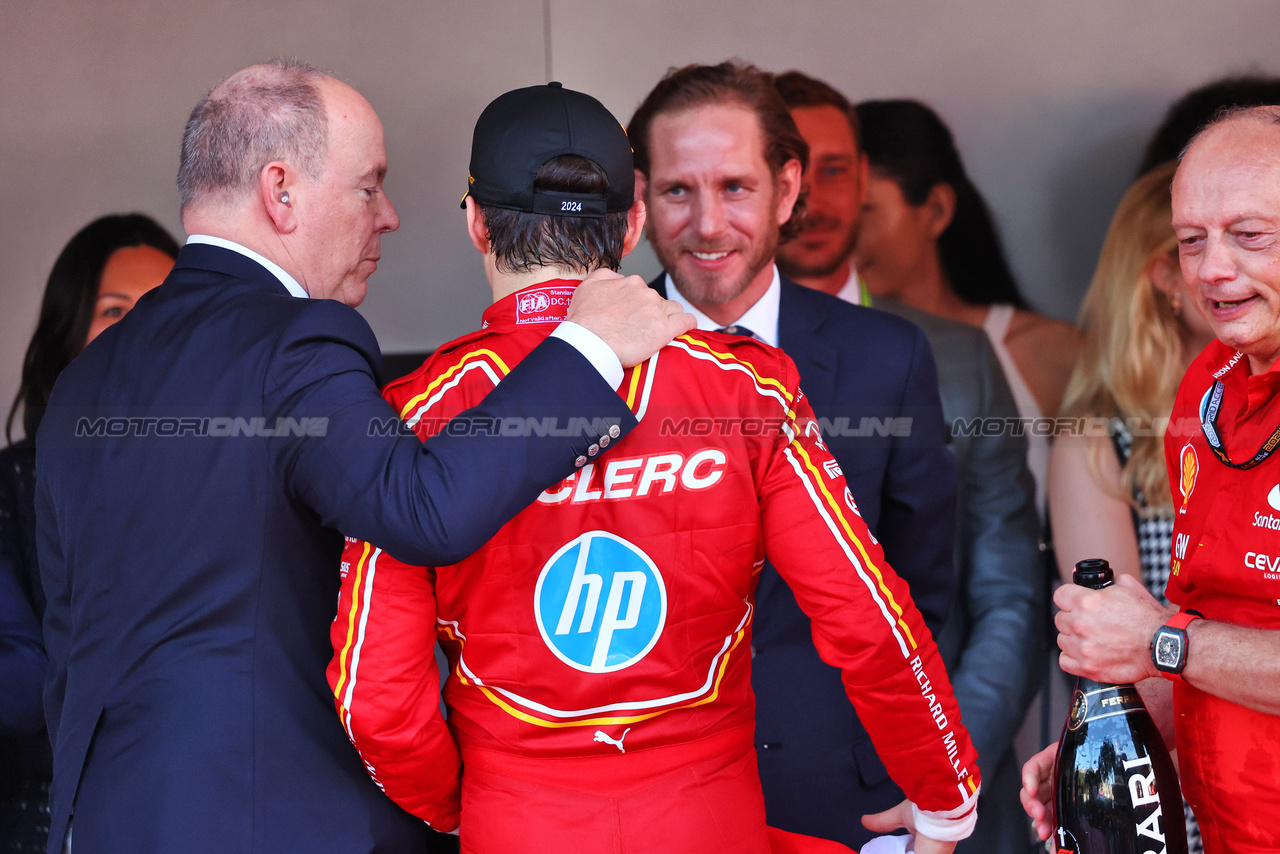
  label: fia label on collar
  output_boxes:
[516,287,574,325]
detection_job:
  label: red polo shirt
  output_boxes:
[1165,340,1280,852]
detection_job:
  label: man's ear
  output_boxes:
[774,158,803,225]
[621,199,647,259]
[465,197,490,255]
[1146,250,1185,300]
[260,162,297,234]
[924,182,957,240]
[634,169,648,204]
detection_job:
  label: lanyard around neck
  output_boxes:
[1201,378,1280,470]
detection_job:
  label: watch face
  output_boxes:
[1155,630,1185,669]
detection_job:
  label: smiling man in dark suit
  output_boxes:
[629,61,963,850]
[35,59,692,854]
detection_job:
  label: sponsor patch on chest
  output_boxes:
[1245,551,1280,581]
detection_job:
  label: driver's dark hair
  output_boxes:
[478,155,628,274]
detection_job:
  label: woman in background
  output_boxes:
[1,213,177,852]
[853,98,1080,514]
[1047,161,1210,853]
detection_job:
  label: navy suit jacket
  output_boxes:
[37,244,636,854]
[652,273,957,849]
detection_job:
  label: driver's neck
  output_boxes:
[488,260,591,303]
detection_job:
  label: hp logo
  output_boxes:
[534,531,667,673]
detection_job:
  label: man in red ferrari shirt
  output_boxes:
[329,82,980,854]
[1020,107,1280,853]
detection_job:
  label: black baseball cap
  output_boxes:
[462,82,634,218]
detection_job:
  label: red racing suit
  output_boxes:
[328,279,979,844]
[1165,340,1280,853]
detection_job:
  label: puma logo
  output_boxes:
[592,728,631,753]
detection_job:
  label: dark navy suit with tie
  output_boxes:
[652,272,957,849]
[37,243,636,854]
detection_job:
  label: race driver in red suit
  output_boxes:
[328,83,980,854]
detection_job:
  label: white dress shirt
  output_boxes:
[183,235,623,388]
[187,234,309,299]
[834,265,864,306]
[663,266,781,347]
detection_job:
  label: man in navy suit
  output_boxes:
[36,60,692,854]
[629,61,961,849]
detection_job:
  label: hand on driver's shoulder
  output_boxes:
[567,270,694,367]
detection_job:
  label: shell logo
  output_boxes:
[1179,443,1198,515]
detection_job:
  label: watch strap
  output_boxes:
[1153,611,1202,681]
[1166,611,1203,632]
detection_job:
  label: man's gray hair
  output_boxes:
[1178,103,1280,162]
[178,58,329,210]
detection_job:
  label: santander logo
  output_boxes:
[1252,484,1280,530]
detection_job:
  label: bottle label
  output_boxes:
[1057,749,1172,853]
[1066,690,1087,731]
[1124,750,1170,849]
[1066,685,1144,731]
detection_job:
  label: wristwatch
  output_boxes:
[1150,611,1203,680]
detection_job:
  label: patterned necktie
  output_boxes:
[716,325,757,340]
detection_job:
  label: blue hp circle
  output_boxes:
[534,531,667,673]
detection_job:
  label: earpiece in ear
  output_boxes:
[281,192,290,205]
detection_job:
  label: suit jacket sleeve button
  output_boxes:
[574,455,588,468]
[598,434,610,449]
[608,424,621,439]
[587,444,600,456]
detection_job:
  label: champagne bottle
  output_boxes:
[1052,559,1188,854]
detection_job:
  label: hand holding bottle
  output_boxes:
[1048,560,1188,854]
[1054,572,1173,683]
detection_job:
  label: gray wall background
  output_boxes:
[3,0,1280,434]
